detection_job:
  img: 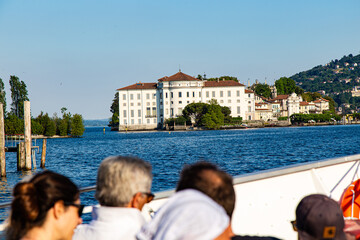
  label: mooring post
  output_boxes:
[17,142,25,170]
[0,103,6,177]
[40,139,46,168]
[24,101,32,170]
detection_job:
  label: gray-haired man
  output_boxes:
[73,156,153,240]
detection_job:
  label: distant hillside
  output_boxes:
[291,53,360,111]
[84,119,110,127]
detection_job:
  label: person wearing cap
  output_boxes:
[73,156,154,240]
[293,194,347,240]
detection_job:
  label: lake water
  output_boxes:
[1,124,360,221]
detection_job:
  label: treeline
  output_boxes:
[165,100,242,130]
[0,75,85,137]
[5,109,85,137]
[290,113,341,124]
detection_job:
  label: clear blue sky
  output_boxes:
[0,0,359,119]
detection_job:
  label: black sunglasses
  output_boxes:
[64,201,85,217]
[141,192,155,203]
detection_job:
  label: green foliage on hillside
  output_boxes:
[275,77,304,95]
[291,53,360,108]
[198,75,239,82]
[108,92,119,128]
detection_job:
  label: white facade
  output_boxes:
[117,72,254,130]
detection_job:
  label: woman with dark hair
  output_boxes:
[6,170,83,240]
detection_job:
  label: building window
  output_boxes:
[146,107,151,116]
[152,107,156,115]
[248,106,251,112]
[146,93,150,99]
[154,119,156,123]
[248,101,251,104]
[160,93,163,98]
[248,94,251,98]
[131,110,134,118]
[248,116,251,120]
[130,103,134,106]
[187,92,189,97]
[237,90,240,97]
[124,120,127,125]
[123,103,126,106]
[193,92,195,97]
[131,119,134,124]
[237,107,240,114]
[137,94,141,100]
[166,92,168,98]
[212,91,215,97]
[179,101,182,104]
[228,91,231,97]
[147,102,150,106]
[179,92,182,98]
[138,110,141,117]
[228,100,231,103]
[123,110,127,118]
[178,108,182,115]
[138,119,141,124]
[153,102,156,106]
[170,108,174,116]
[137,102,141,106]
[166,109,169,115]
[220,91,223,97]
[147,119,150,124]
[171,92,173,98]
[187,101,189,103]
[237,99,240,103]
[220,100,224,103]
[199,92,201,97]
[206,91,209,98]
[123,94,126,100]
[152,94,156,99]
[130,94,133,100]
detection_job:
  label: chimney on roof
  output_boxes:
[217,78,219,82]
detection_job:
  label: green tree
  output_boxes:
[275,77,297,95]
[0,78,6,113]
[31,119,44,135]
[201,104,224,129]
[254,84,271,99]
[4,113,24,135]
[206,76,239,82]
[182,102,208,126]
[109,92,119,128]
[71,114,85,137]
[9,75,29,119]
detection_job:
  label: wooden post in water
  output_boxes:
[17,142,25,170]
[24,101,32,170]
[0,103,6,177]
[40,139,47,168]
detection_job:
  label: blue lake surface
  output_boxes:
[0,124,359,221]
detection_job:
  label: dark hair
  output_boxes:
[6,171,79,240]
[176,161,235,218]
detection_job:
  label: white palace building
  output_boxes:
[117,71,255,130]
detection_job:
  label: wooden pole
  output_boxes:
[17,142,25,170]
[0,103,6,177]
[40,139,46,168]
[24,101,32,170]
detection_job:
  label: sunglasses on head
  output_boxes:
[64,201,85,217]
[141,192,155,203]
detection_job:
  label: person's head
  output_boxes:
[294,194,346,240]
[6,170,82,240]
[137,189,230,240]
[176,161,235,218]
[95,155,153,210]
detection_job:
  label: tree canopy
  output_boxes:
[9,75,29,119]
[108,92,119,128]
[254,84,271,99]
[0,78,6,113]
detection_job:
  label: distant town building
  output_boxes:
[117,71,254,131]
[351,86,360,97]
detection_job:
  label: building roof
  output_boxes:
[314,98,329,103]
[204,80,245,88]
[117,82,157,90]
[245,89,254,93]
[300,101,309,106]
[158,71,199,82]
[271,95,289,100]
